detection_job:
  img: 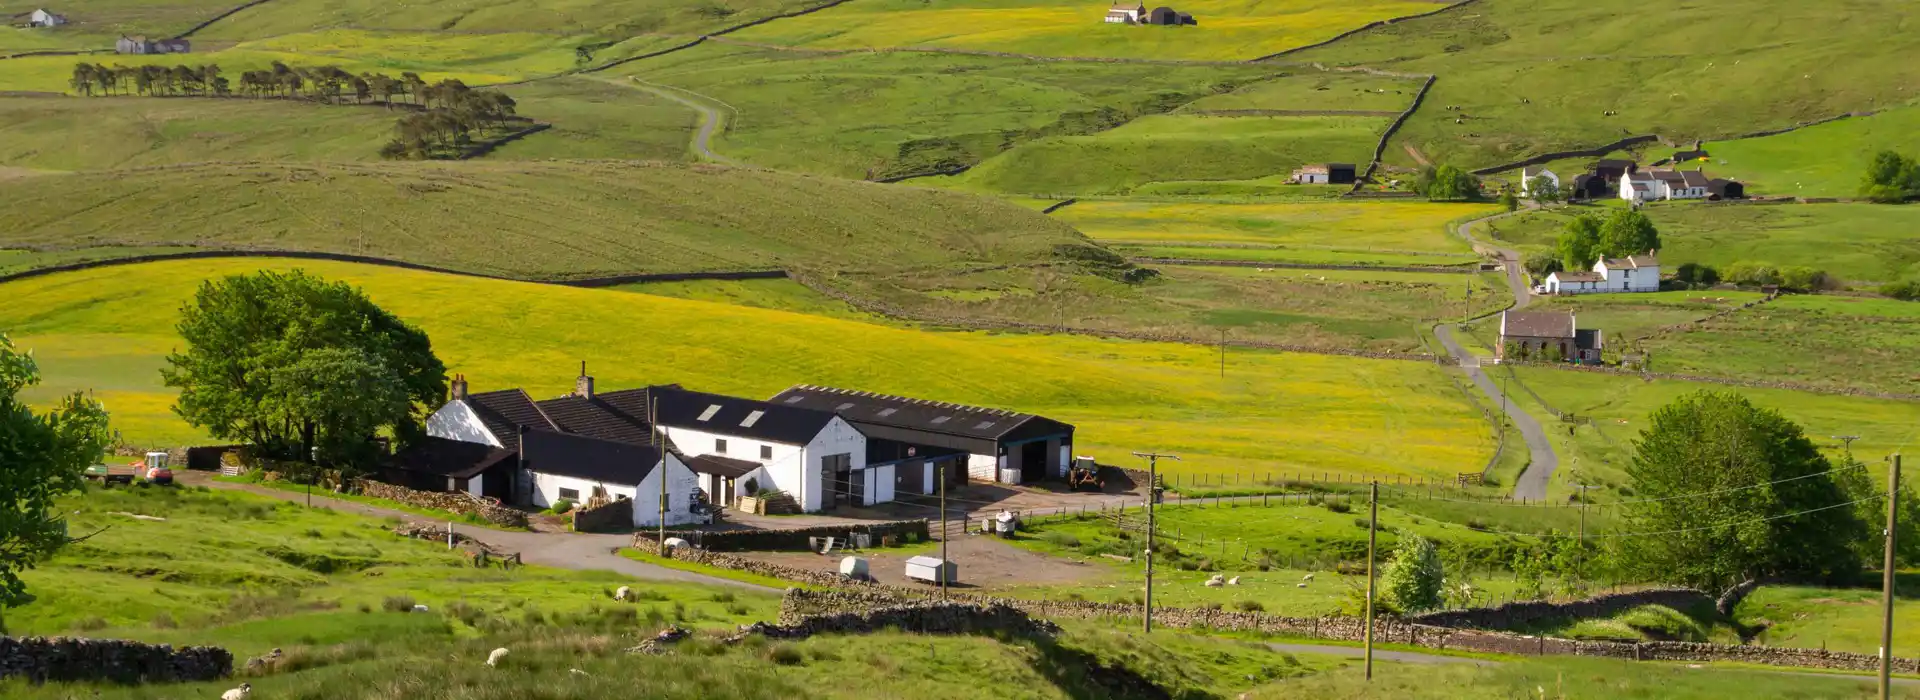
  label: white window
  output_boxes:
[760,445,773,459]
[558,487,580,501]
[716,438,728,454]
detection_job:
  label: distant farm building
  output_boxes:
[1708,178,1745,200]
[1104,1,1144,23]
[1622,168,1709,203]
[1545,252,1659,295]
[1591,159,1636,183]
[1498,311,1602,363]
[1520,167,1559,197]
[1105,2,1191,25]
[116,35,189,54]
[1289,163,1356,185]
[770,385,1076,488]
[25,8,67,27]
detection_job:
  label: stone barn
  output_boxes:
[770,385,1075,487]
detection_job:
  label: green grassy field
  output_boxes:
[621,42,1279,179]
[1287,0,1920,171]
[0,0,242,42]
[611,277,876,322]
[1483,202,1920,285]
[1249,654,1916,699]
[0,160,1089,279]
[1628,294,1920,396]
[726,0,1444,61]
[1056,199,1492,263]
[1522,291,1770,346]
[0,96,396,170]
[0,257,1494,480]
[1672,104,1920,197]
[0,50,518,94]
[937,113,1386,196]
[492,77,698,161]
[1178,70,1422,113]
[191,0,822,41]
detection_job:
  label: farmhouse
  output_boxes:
[1545,251,1659,295]
[116,35,190,54]
[1592,159,1636,183]
[520,427,704,527]
[1104,1,1144,23]
[26,8,66,27]
[1498,311,1602,363]
[1289,163,1356,185]
[1621,168,1709,203]
[770,385,1075,486]
[1520,167,1559,197]
[1568,174,1611,200]
[643,384,874,513]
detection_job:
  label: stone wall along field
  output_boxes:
[1407,588,1711,630]
[635,519,929,552]
[0,636,231,684]
[571,498,633,533]
[353,479,529,529]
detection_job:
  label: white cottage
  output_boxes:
[1545,252,1660,295]
[520,428,704,527]
[770,385,1076,489]
[1520,167,1559,197]
[1621,169,1710,203]
[1104,1,1144,23]
[646,385,874,512]
[27,9,67,27]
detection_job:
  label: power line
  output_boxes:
[1375,462,1869,509]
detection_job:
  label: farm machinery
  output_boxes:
[1067,456,1104,492]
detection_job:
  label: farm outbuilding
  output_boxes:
[770,385,1075,487]
[1147,6,1178,24]
[26,8,66,27]
[1708,178,1745,200]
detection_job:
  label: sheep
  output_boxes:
[412,604,429,613]
[614,585,632,602]
[487,647,510,668]
[1296,583,1308,588]
[1227,576,1241,586]
[221,683,252,700]
[570,669,590,677]
[1302,573,1316,582]
[1204,574,1226,588]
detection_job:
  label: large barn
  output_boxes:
[768,385,1075,487]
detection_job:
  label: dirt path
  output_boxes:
[186,473,781,594]
[1433,208,1560,501]
[616,77,739,165]
[1403,143,1432,168]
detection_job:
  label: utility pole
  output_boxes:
[1218,329,1228,379]
[939,461,948,601]
[1836,435,1862,462]
[1134,451,1180,634]
[1365,480,1379,680]
[654,396,666,553]
[1577,483,1589,582]
[1881,454,1901,700]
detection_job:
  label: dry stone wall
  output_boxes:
[1408,588,1711,630]
[353,479,529,529]
[0,636,231,684]
[635,519,929,552]
[571,498,633,533]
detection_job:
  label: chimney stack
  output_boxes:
[450,374,468,401]
[574,361,594,399]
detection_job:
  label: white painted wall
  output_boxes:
[663,416,868,512]
[633,454,705,527]
[465,474,484,498]
[529,471,630,511]
[862,464,896,506]
[801,417,868,511]
[426,401,501,447]
[1520,169,1559,196]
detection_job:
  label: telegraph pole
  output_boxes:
[1133,451,1180,634]
[1881,454,1901,700]
[1365,480,1379,680]
[1577,483,1590,582]
[1218,329,1229,379]
[654,396,666,552]
[939,461,949,601]
[1836,435,1863,462]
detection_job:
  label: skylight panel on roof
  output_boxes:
[698,405,721,421]
[836,402,855,411]
[741,410,764,428]
[783,396,805,404]
[931,416,951,424]
[974,421,996,430]
[877,408,897,417]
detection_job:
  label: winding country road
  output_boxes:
[1434,210,1560,501]
[620,77,739,165]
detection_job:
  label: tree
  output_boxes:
[1498,189,1519,212]
[1673,262,1719,289]
[1621,391,1868,598]
[1597,209,1659,258]
[1424,165,1479,201]
[1522,250,1562,278]
[161,270,446,469]
[1723,261,1780,287]
[1861,151,1917,203]
[0,335,111,615]
[1380,535,1444,613]
[1527,176,1561,204]
[1557,214,1602,271]
[1882,277,1920,301]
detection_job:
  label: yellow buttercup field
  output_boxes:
[3,258,1492,481]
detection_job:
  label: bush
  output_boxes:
[72,616,108,632]
[382,595,416,613]
[766,644,806,666]
[1042,531,1082,549]
[1673,262,1719,289]
[1881,278,1920,301]
[1523,250,1562,278]
[1235,600,1265,612]
[1723,261,1780,287]
[1381,535,1445,613]
[709,591,736,604]
[1323,499,1351,514]
[1777,266,1833,292]
[549,498,575,515]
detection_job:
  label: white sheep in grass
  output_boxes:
[1227,576,1241,586]
[1302,573,1315,582]
[487,647,510,668]
[614,585,632,602]
[221,683,252,700]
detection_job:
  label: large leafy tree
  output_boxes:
[0,335,111,616]
[1381,535,1444,613]
[1598,209,1660,258]
[1557,214,1602,271]
[1424,165,1479,201]
[161,270,445,468]
[1622,392,1867,602]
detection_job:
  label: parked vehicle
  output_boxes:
[83,464,135,485]
[1067,455,1104,492]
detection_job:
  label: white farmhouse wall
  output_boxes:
[465,475,484,498]
[663,416,868,512]
[529,471,632,511]
[426,401,500,447]
[801,417,868,511]
[633,454,705,527]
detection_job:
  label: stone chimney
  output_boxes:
[449,374,468,402]
[574,362,594,399]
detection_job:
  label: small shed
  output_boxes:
[1708,178,1744,200]
[1147,6,1178,25]
[1176,12,1194,25]
[1326,163,1357,184]
[905,556,957,585]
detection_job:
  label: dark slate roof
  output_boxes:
[1553,271,1603,283]
[770,385,1071,445]
[1502,311,1576,339]
[387,436,514,479]
[642,385,840,445]
[687,454,760,479]
[467,389,556,452]
[520,428,659,486]
[1679,170,1711,188]
[536,394,657,446]
[1327,163,1356,170]
[1595,159,1635,170]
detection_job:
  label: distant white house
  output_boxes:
[1104,1,1143,23]
[1520,167,1559,196]
[1621,169,1709,203]
[1545,253,1660,294]
[27,8,67,27]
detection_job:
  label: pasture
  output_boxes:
[1482,202,1920,285]
[493,77,699,161]
[621,43,1279,179]
[939,113,1386,196]
[1677,103,1920,197]
[0,96,394,170]
[725,0,1445,61]
[0,50,518,94]
[1631,293,1920,396]
[0,257,1494,481]
[1178,70,1422,113]
[1055,199,1491,264]
[0,0,239,41]
[189,0,823,41]
[1286,0,1920,171]
[0,160,1087,279]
